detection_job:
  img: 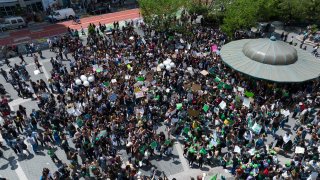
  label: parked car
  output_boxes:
[0,16,27,31]
[48,8,76,22]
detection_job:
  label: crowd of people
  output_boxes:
[0,12,319,180]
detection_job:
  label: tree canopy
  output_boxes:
[219,0,320,36]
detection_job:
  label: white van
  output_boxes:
[0,16,26,31]
[48,8,76,22]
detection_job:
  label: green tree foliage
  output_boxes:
[138,0,192,31]
[221,0,261,36]
[220,0,320,36]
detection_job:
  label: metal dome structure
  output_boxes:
[242,36,298,65]
[220,37,320,83]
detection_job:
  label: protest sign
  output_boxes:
[234,146,241,154]
[192,84,201,91]
[135,92,144,99]
[211,44,218,52]
[219,101,226,110]
[200,70,209,76]
[294,146,305,154]
[243,97,250,108]
[245,91,254,98]
[203,104,209,112]
[188,109,200,117]
[251,122,262,134]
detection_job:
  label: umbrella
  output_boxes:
[220,37,320,82]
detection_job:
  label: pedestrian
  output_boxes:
[47,147,61,163]
[4,58,11,68]
[0,68,8,82]
[26,134,38,153]
[19,53,27,65]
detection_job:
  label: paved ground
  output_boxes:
[0,23,319,180]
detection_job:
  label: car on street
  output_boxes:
[0,16,27,31]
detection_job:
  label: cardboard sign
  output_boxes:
[200,70,209,76]
[188,109,200,117]
[184,83,191,89]
[192,84,201,91]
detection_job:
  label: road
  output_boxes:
[0,9,140,46]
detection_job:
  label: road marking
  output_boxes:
[8,98,32,108]
[14,158,29,180]
[13,36,31,43]
[173,142,190,171]
[39,61,50,79]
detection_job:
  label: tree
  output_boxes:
[221,0,261,36]
[138,0,193,31]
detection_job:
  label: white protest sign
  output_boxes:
[219,101,226,110]
[243,97,250,108]
[234,146,241,154]
[251,122,262,134]
[294,146,305,154]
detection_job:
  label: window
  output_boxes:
[1,6,15,16]
[11,20,17,24]
[17,19,23,23]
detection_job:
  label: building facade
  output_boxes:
[0,0,69,16]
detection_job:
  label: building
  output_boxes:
[0,0,69,16]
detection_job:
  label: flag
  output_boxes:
[203,104,209,112]
[136,76,145,81]
[214,77,221,82]
[210,174,218,180]
[176,103,183,110]
[245,91,254,98]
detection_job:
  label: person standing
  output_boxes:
[4,58,11,68]
[26,134,38,153]
[18,53,27,65]
[47,147,61,163]
[1,68,8,82]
